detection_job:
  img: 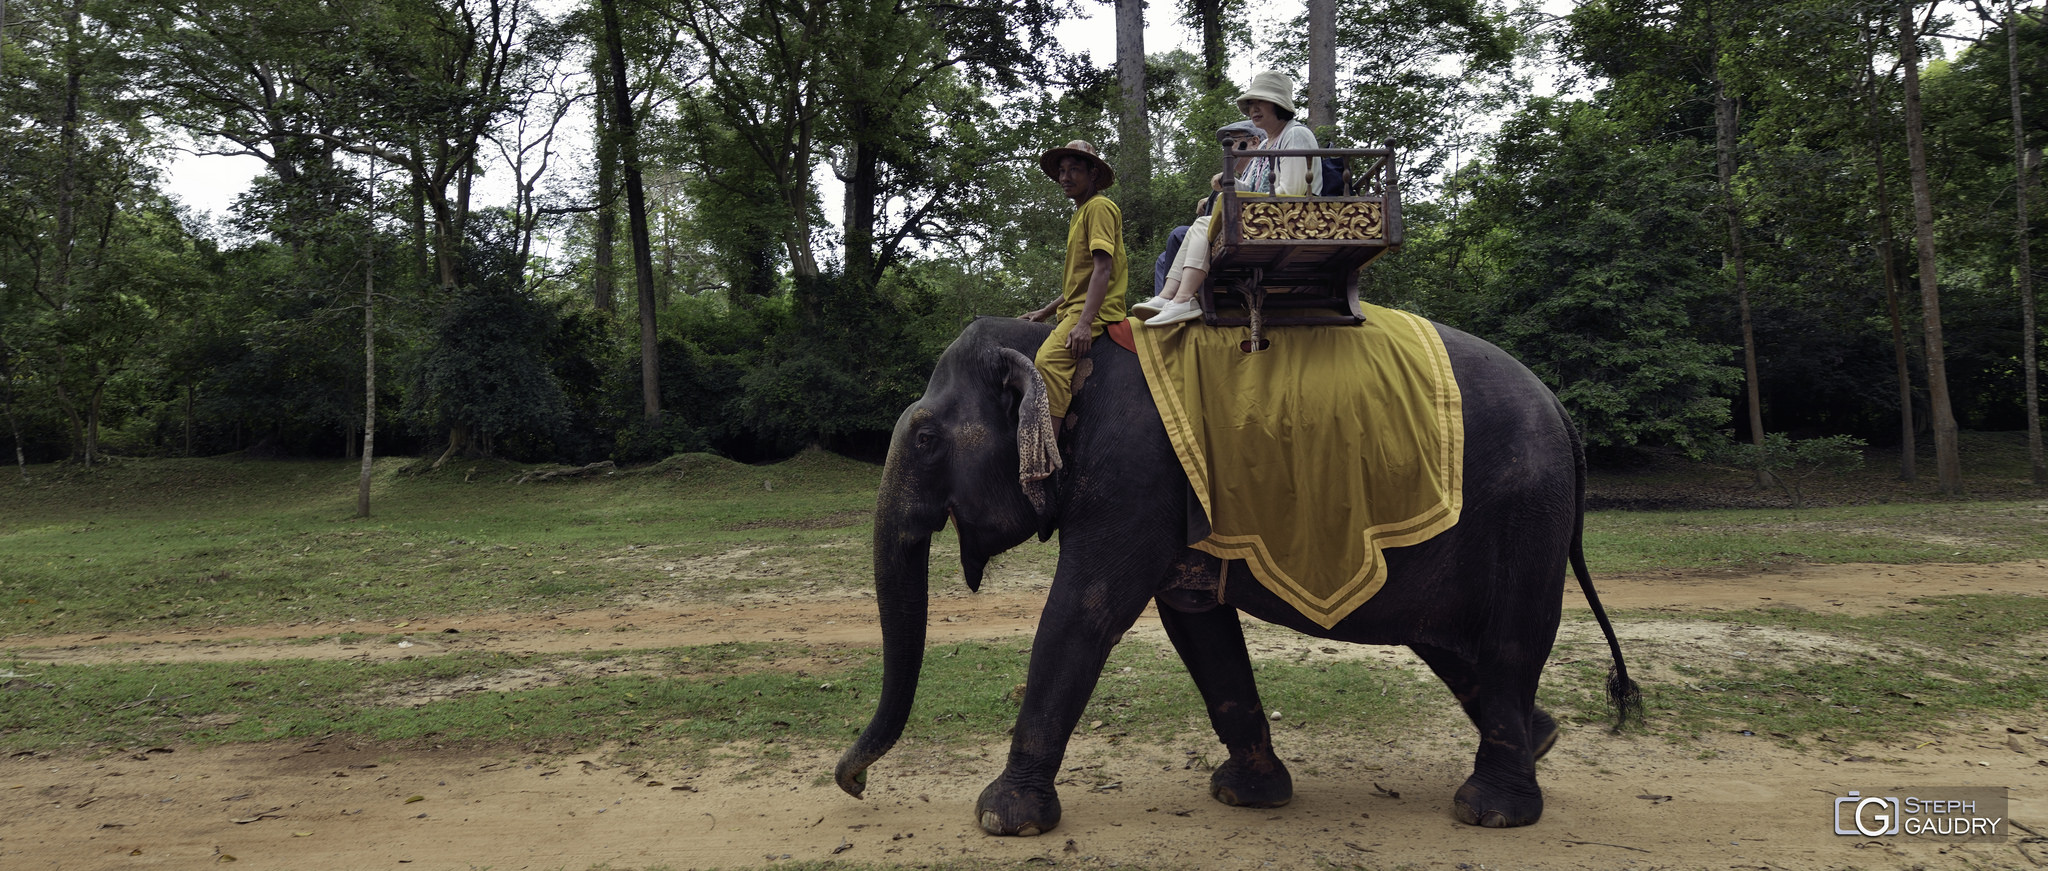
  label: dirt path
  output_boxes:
[5,562,2046,870]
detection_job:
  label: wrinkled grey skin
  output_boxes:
[836,316,1634,837]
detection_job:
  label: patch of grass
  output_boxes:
[1583,501,2048,572]
[0,453,886,634]
[0,641,842,752]
[0,635,1445,762]
[4,454,2038,636]
[1541,595,2048,744]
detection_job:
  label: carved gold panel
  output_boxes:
[1235,201,1385,242]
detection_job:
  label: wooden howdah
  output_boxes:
[1199,145,1404,329]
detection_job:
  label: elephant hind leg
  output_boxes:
[1157,598,1293,809]
[1411,643,1544,828]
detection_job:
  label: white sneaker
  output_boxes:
[1130,294,1172,318]
[1144,298,1203,326]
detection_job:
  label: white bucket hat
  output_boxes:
[1235,70,1298,120]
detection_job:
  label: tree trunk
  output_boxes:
[1900,0,1964,494]
[1307,0,1336,132]
[1716,78,1770,488]
[602,0,661,424]
[591,44,617,314]
[2009,3,2043,485]
[85,380,102,466]
[51,3,81,301]
[843,99,883,294]
[1864,25,1918,480]
[430,423,472,471]
[1114,0,1152,256]
[429,190,461,292]
[1188,0,1229,91]
[183,382,194,457]
[6,397,22,480]
[409,151,433,285]
[359,225,377,518]
[2,347,24,479]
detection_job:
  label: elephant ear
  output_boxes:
[998,348,1061,517]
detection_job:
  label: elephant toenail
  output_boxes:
[1480,810,1509,828]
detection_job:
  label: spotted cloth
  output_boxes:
[1132,305,1463,629]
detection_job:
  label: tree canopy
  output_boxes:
[1,0,2041,483]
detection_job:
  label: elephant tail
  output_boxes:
[1568,418,1644,733]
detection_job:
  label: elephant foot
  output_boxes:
[1531,707,1560,762]
[975,778,1061,836]
[1451,777,1543,828]
[1209,751,1293,808]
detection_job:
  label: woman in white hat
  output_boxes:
[1135,70,1323,326]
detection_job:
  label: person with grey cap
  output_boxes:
[1019,140,1128,433]
[1133,119,1266,319]
[1139,71,1323,326]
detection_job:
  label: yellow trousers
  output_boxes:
[1034,312,1106,418]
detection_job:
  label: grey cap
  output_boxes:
[1216,120,1268,145]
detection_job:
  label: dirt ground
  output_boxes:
[5,561,2047,870]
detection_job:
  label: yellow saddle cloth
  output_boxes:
[1132,304,1464,629]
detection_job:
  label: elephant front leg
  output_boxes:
[975,579,1155,836]
[1157,598,1293,809]
[1412,643,1546,827]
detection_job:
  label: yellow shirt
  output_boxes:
[1059,194,1128,325]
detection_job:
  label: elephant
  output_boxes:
[835,314,1640,836]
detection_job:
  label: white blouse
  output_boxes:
[1237,122,1323,197]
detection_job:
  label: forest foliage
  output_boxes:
[1,0,2042,477]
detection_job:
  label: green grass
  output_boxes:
[3,454,2044,758]
[2,454,2035,636]
[0,452,894,633]
[0,642,836,752]
[1542,595,2048,744]
[0,635,1438,758]
[1582,501,2048,572]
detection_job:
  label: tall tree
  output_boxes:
[1307,0,1336,132]
[589,40,618,313]
[1710,6,1768,486]
[1114,0,1153,257]
[667,0,1062,300]
[2003,1,2043,483]
[1301,0,1522,186]
[0,0,206,465]
[1451,100,1740,454]
[1861,20,1919,480]
[1900,0,1965,492]
[599,0,660,423]
[1179,0,1240,90]
[358,166,379,517]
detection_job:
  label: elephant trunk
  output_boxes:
[835,456,936,798]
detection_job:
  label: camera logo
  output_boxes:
[1830,787,2006,841]
[1834,791,1901,836]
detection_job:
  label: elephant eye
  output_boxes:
[915,429,938,450]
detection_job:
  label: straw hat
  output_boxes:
[1236,70,1298,120]
[1039,140,1116,189]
